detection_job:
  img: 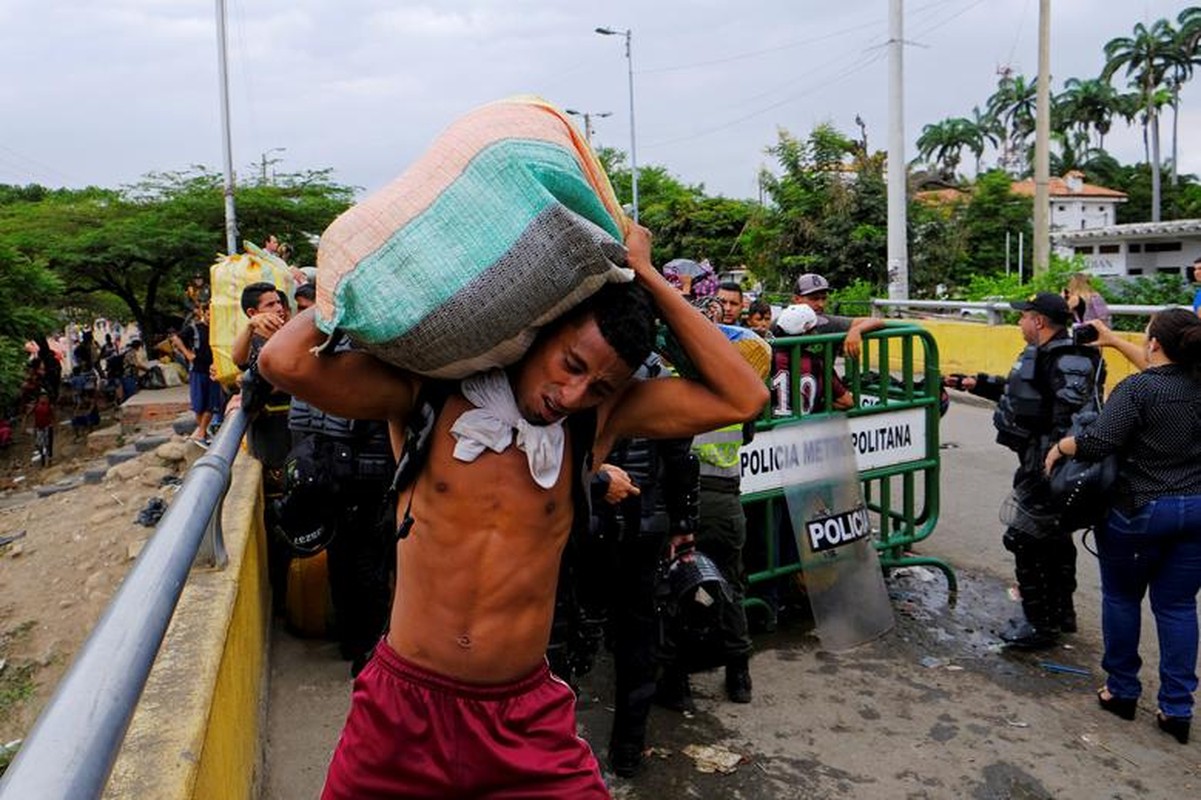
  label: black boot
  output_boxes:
[999,618,1058,650]
[1003,528,1059,649]
[654,668,696,713]
[608,738,645,778]
[725,657,753,703]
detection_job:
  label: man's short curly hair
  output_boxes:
[557,281,657,371]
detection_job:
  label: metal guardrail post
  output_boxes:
[0,410,249,800]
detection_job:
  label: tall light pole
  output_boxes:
[886,0,909,299]
[595,26,638,222]
[215,0,238,255]
[564,109,612,147]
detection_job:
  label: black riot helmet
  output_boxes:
[271,437,338,557]
[654,548,734,672]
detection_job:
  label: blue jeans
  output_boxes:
[1097,495,1201,718]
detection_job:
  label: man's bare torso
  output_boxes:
[386,394,577,684]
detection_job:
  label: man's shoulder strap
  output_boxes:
[387,379,455,539]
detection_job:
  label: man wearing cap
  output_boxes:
[948,292,1104,649]
[792,273,885,358]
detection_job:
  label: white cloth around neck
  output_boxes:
[449,369,565,489]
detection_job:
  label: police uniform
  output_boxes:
[287,399,396,670]
[969,293,1104,648]
[692,421,754,698]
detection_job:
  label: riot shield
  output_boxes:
[780,416,894,650]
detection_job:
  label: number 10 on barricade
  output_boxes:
[780,416,895,650]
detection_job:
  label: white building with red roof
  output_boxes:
[1009,170,1127,233]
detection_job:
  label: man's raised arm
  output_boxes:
[602,227,769,443]
[258,308,418,423]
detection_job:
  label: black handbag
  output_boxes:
[1049,410,1119,531]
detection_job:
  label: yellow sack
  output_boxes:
[210,242,296,388]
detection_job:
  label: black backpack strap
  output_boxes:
[565,408,599,541]
[387,380,454,540]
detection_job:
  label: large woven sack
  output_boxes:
[210,242,297,387]
[314,96,632,378]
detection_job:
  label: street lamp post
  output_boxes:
[564,109,612,146]
[595,26,638,222]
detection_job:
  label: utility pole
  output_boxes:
[887,0,909,300]
[215,0,238,255]
[564,109,612,147]
[1033,0,1051,275]
[259,147,286,185]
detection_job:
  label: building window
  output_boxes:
[1074,245,1095,254]
[1128,267,1144,275]
[1129,243,1142,253]
[1145,242,1184,253]
[1057,205,1066,212]
[1099,244,1120,254]
[1159,266,1184,275]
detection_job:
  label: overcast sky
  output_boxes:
[1,0,1196,201]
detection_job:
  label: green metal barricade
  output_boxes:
[740,323,955,613]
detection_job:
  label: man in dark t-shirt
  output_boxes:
[173,304,223,444]
[791,272,885,359]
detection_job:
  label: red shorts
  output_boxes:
[321,640,610,799]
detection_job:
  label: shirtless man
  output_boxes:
[259,225,768,799]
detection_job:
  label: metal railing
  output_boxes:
[0,410,249,800]
[743,324,953,618]
[869,298,1179,325]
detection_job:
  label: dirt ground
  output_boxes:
[0,419,191,747]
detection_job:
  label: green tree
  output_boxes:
[0,245,62,410]
[596,147,753,268]
[0,169,353,340]
[744,124,887,293]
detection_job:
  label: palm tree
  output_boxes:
[1101,18,1184,221]
[968,105,1001,174]
[1167,8,1201,184]
[986,73,1038,174]
[1055,77,1121,151]
[915,117,983,180]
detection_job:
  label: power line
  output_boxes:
[645,47,888,149]
[635,0,964,76]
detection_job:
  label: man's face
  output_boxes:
[794,291,827,314]
[716,288,743,325]
[512,317,635,425]
[747,310,771,335]
[250,291,289,321]
[1019,311,1044,345]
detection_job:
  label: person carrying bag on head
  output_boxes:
[1045,308,1201,745]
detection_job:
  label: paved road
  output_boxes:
[262,402,1197,799]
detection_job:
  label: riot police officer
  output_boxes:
[282,397,396,674]
[952,292,1104,649]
